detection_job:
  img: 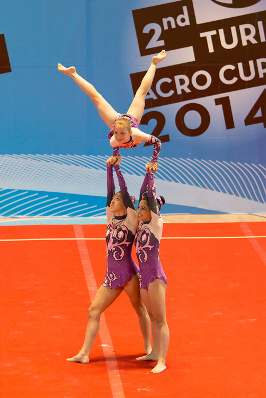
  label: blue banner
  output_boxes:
[0,0,265,217]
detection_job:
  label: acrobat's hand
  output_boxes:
[114,154,122,165]
[106,154,122,166]
[57,63,76,76]
[145,162,159,173]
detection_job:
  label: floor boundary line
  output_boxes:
[1,236,266,242]
[240,223,266,266]
[73,224,125,398]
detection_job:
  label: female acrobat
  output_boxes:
[67,155,151,364]
[58,51,166,171]
[135,169,169,373]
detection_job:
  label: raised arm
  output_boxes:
[146,172,160,218]
[144,135,161,173]
[114,164,135,211]
[106,163,115,222]
[114,164,138,227]
[139,171,149,203]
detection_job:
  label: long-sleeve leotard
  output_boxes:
[103,164,138,289]
[108,114,161,163]
[135,172,167,290]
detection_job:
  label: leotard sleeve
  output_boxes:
[149,135,161,163]
[114,164,135,210]
[139,172,149,202]
[106,164,115,207]
[147,172,160,217]
[112,147,120,157]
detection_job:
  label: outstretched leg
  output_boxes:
[127,50,166,123]
[67,285,122,364]
[58,63,118,128]
[124,275,152,355]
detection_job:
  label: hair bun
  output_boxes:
[156,195,165,207]
[160,196,165,205]
[130,195,136,205]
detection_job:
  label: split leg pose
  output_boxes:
[58,51,166,170]
[58,50,166,128]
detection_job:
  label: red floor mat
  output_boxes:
[0,223,265,397]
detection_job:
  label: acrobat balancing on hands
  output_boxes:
[58,50,166,172]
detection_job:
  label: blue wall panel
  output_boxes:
[0,0,265,218]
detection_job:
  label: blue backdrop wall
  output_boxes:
[0,0,265,218]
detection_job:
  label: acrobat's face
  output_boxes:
[137,200,151,223]
[110,193,126,213]
[113,125,131,144]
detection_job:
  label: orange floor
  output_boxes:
[0,222,265,398]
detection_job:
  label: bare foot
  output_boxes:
[66,354,90,364]
[145,344,152,355]
[136,352,158,361]
[151,362,167,373]
[152,50,166,65]
[58,63,76,76]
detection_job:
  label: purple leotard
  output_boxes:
[103,163,138,289]
[103,217,139,289]
[135,224,167,290]
[107,114,161,161]
[135,171,167,290]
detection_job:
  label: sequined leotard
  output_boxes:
[135,172,167,290]
[103,164,138,289]
[107,113,161,162]
[135,224,167,290]
[103,216,138,289]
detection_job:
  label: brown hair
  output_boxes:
[141,196,165,210]
[116,191,136,205]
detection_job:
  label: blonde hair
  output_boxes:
[114,118,131,132]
